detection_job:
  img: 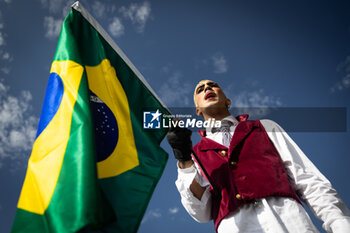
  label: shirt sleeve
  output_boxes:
[261,119,350,233]
[175,161,212,222]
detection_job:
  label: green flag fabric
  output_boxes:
[12,2,169,233]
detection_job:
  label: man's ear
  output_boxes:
[225,98,231,109]
[196,107,202,116]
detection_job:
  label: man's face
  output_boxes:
[194,80,229,116]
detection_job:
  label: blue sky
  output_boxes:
[0,0,350,232]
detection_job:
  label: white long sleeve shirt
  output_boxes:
[175,116,350,233]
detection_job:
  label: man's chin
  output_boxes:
[201,102,226,112]
[199,103,216,110]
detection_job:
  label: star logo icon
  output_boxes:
[150,109,162,122]
[143,109,162,129]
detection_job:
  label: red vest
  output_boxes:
[192,116,301,231]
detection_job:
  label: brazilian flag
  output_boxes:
[12,2,169,233]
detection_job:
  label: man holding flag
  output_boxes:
[12,2,169,233]
[167,80,350,232]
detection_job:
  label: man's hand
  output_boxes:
[166,125,193,164]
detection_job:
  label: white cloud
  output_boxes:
[39,0,48,7]
[39,0,75,18]
[1,50,13,64]
[2,52,9,60]
[0,80,6,92]
[149,209,162,218]
[212,53,228,74]
[43,16,63,40]
[0,8,6,49]
[161,64,172,73]
[224,85,282,118]
[158,71,192,107]
[168,207,179,214]
[0,80,37,169]
[92,1,107,18]
[1,67,10,74]
[336,56,350,73]
[141,208,162,224]
[39,0,65,14]
[231,89,282,108]
[331,56,350,92]
[0,49,13,74]
[195,53,228,74]
[331,74,350,92]
[0,31,4,46]
[39,0,75,40]
[108,17,124,38]
[119,1,151,33]
[61,0,76,17]
[0,4,13,71]
[39,1,151,38]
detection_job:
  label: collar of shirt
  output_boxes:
[206,115,239,138]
